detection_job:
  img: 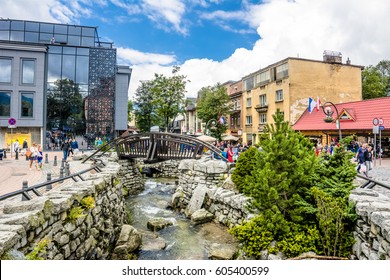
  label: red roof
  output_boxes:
[293,97,390,132]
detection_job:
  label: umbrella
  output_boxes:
[222,134,239,141]
[197,135,217,142]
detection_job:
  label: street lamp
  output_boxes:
[321,101,342,141]
[205,119,217,135]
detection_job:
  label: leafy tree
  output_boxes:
[362,60,390,99]
[127,99,134,124]
[47,78,85,134]
[241,110,317,223]
[152,66,188,132]
[231,146,260,192]
[134,80,159,132]
[196,84,232,140]
[362,66,387,99]
[134,66,188,132]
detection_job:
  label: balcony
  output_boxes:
[255,104,268,113]
[258,124,266,132]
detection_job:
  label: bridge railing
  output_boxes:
[357,174,390,190]
[82,132,228,163]
[0,160,105,202]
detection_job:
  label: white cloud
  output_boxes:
[129,0,390,98]
[2,0,390,101]
[117,47,177,65]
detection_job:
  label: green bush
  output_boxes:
[231,146,259,192]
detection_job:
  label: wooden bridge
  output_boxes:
[83,132,227,163]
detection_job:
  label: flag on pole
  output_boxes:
[308,97,317,113]
[316,97,321,111]
[219,116,225,124]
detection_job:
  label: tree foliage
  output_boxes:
[196,84,232,140]
[230,111,357,258]
[134,80,159,132]
[47,78,85,134]
[134,66,188,132]
[127,99,134,124]
[362,60,390,99]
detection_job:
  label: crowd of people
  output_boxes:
[211,141,250,163]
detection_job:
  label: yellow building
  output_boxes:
[240,54,363,145]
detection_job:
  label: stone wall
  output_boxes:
[174,159,252,228]
[136,159,181,178]
[350,188,390,260]
[0,159,128,260]
[118,159,144,195]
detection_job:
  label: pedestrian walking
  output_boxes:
[23,138,29,161]
[28,143,39,171]
[37,144,43,169]
[61,139,71,161]
[364,146,373,177]
[13,139,20,160]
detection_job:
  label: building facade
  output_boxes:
[224,81,243,138]
[0,19,131,149]
[240,55,363,144]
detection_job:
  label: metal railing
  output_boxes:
[357,174,390,190]
[0,159,105,202]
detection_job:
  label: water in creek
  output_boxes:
[125,178,238,260]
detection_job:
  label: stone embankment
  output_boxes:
[0,157,143,260]
[172,158,252,228]
[350,188,390,260]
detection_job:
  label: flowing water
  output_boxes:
[125,178,237,260]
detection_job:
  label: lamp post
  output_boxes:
[321,101,342,141]
[205,119,217,136]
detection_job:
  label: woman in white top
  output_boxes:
[29,143,39,171]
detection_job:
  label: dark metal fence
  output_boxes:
[357,174,390,190]
[0,160,105,202]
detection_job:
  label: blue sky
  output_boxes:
[2,0,390,98]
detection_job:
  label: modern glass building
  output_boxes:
[0,19,131,149]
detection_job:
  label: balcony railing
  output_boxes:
[255,104,268,113]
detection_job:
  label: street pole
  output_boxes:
[321,101,342,142]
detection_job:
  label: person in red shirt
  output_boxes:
[227,146,234,163]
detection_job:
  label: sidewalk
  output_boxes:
[0,150,90,197]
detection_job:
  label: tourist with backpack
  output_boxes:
[356,143,367,174]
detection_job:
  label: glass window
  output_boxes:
[40,23,53,33]
[81,36,94,47]
[63,47,76,55]
[0,30,9,40]
[21,59,35,84]
[10,31,24,41]
[246,97,252,107]
[47,54,62,82]
[10,21,24,31]
[76,56,89,84]
[48,46,62,54]
[54,24,67,34]
[25,32,39,42]
[259,94,267,106]
[0,58,12,83]
[244,77,254,91]
[276,63,289,79]
[0,91,11,117]
[21,92,34,117]
[39,32,52,43]
[0,21,10,30]
[246,116,252,125]
[62,55,76,81]
[259,113,267,124]
[68,35,81,46]
[77,48,89,56]
[68,26,81,35]
[276,90,283,102]
[82,27,95,36]
[54,34,67,44]
[25,22,39,32]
